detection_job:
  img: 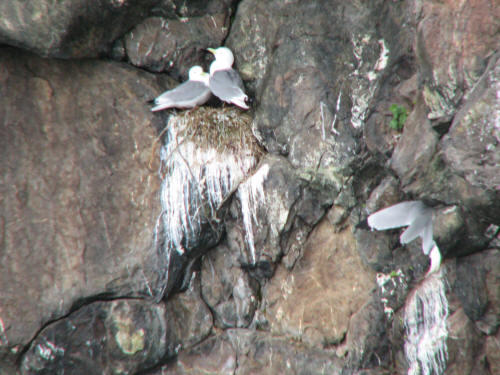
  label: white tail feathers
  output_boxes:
[231,96,249,110]
[151,100,173,112]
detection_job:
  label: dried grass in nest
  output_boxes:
[172,106,263,159]
[150,107,265,175]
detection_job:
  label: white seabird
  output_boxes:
[367,201,442,275]
[151,66,211,112]
[207,47,249,110]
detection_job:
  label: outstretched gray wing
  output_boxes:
[367,201,424,230]
[209,69,246,102]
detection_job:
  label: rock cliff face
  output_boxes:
[0,0,498,374]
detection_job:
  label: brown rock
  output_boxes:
[262,218,376,347]
[345,299,390,369]
[417,0,500,121]
[453,249,500,334]
[485,330,500,375]
[225,154,333,275]
[156,335,236,375]
[201,243,258,328]
[446,308,486,375]
[390,95,438,188]
[227,329,342,375]
[225,0,280,95]
[164,271,213,350]
[441,52,500,223]
[0,47,165,363]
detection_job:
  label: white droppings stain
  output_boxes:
[332,91,342,135]
[159,124,256,254]
[377,270,406,320]
[111,0,126,6]
[374,39,390,72]
[349,36,390,128]
[320,101,327,140]
[442,206,457,215]
[155,111,261,289]
[0,318,8,345]
[404,268,448,375]
[36,339,65,361]
[366,71,378,82]
[238,164,269,264]
[222,355,236,371]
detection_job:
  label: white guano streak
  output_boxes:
[404,268,448,375]
[238,164,269,264]
[159,121,257,255]
[350,37,390,128]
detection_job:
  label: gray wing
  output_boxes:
[209,69,246,102]
[420,219,435,255]
[367,201,424,230]
[153,81,210,109]
[399,205,434,248]
[400,213,428,244]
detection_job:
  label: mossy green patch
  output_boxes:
[389,270,400,278]
[388,104,407,131]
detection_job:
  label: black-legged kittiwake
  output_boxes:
[367,201,442,275]
[151,66,211,112]
[207,47,249,110]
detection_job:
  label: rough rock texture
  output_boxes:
[416,0,500,122]
[0,47,166,366]
[262,219,376,347]
[201,243,259,329]
[155,330,343,375]
[163,271,213,351]
[117,0,234,79]
[1,0,499,374]
[0,1,158,58]
[21,300,167,375]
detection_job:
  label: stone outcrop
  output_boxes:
[0,47,166,366]
[0,0,158,58]
[117,0,235,79]
[0,0,498,374]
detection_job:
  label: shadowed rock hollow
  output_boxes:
[0,0,499,374]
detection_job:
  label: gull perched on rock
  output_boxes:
[207,47,249,110]
[367,201,442,275]
[151,66,211,112]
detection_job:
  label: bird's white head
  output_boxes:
[188,65,209,85]
[207,47,235,72]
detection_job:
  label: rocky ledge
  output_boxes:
[0,0,499,374]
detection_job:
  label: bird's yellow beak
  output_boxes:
[207,48,216,55]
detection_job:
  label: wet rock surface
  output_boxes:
[1,0,499,374]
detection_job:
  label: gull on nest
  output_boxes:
[207,47,249,110]
[151,66,211,112]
